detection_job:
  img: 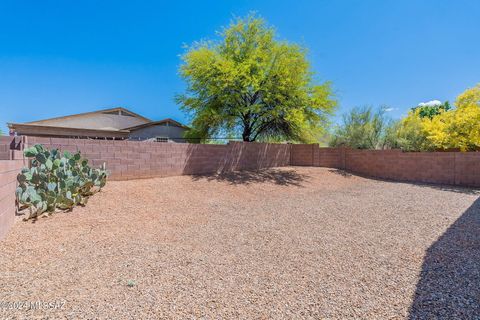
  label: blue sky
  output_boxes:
[1,0,479,133]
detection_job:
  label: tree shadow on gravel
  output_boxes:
[408,197,480,319]
[327,169,353,177]
[191,168,308,186]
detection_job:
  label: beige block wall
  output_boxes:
[290,144,480,188]
[22,137,292,180]
[0,160,26,240]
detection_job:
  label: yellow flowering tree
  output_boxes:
[423,84,480,151]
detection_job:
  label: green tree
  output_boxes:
[329,106,392,149]
[391,110,433,151]
[383,120,402,149]
[176,14,336,143]
[412,100,451,119]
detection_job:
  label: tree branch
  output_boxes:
[251,121,272,141]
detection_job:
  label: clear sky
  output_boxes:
[1,0,479,133]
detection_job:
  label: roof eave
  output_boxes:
[125,119,190,131]
[8,123,130,138]
[23,107,152,125]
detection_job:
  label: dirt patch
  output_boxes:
[0,167,478,319]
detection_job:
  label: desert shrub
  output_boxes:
[16,144,107,219]
[390,110,433,151]
[329,106,391,149]
[382,120,402,149]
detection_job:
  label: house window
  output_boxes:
[155,137,169,143]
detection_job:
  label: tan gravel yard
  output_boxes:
[1,167,479,319]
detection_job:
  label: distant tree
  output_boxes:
[390,110,433,151]
[412,101,451,119]
[329,106,391,149]
[422,84,480,151]
[177,14,337,143]
[385,84,480,152]
[382,120,402,149]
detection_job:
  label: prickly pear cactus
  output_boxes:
[16,144,108,219]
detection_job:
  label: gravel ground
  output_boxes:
[0,167,478,319]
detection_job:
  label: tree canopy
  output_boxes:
[332,84,480,152]
[392,109,432,151]
[177,14,337,142]
[422,84,480,151]
[412,101,451,119]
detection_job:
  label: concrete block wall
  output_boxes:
[291,145,345,168]
[345,149,457,185]
[0,136,23,160]
[290,144,315,166]
[10,139,480,186]
[315,147,345,169]
[0,160,25,239]
[22,137,292,180]
[454,152,480,186]
[291,144,480,188]
[225,141,291,171]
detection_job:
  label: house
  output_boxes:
[8,107,189,142]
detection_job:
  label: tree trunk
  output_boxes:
[242,127,252,142]
[242,113,253,142]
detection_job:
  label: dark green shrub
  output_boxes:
[16,144,107,219]
[329,106,391,149]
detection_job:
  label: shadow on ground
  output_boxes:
[409,197,480,319]
[328,169,353,178]
[191,168,308,186]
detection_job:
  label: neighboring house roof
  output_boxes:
[7,123,130,139]
[7,107,189,139]
[26,107,152,128]
[125,118,190,131]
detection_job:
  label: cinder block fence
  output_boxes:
[0,159,26,239]
[290,144,480,188]
[0,136,479,239]
[19,137,292,180]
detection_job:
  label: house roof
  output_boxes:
[25,107,152,125]
[7,122,130,138]
[7,107,189,138]
[125,118,190,131]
